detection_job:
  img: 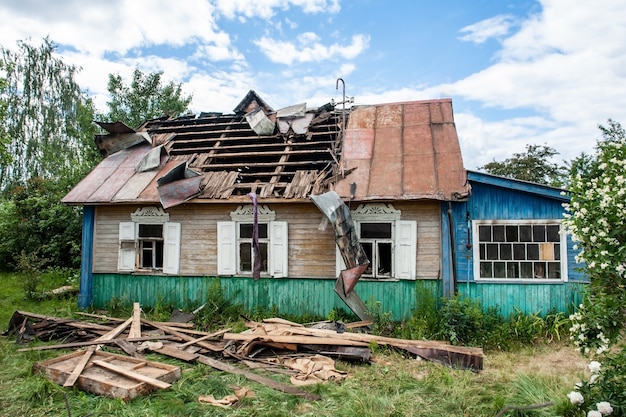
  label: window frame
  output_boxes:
[472,219,567,283]
[118,207,180,275]
[336,204,417,280]
[217,204,288,278]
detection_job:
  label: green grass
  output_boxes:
[0,272,587,417]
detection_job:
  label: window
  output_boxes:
[138,224,164,269]
[360,222,393,278]
[473,220,565,281]
[118,207,180,274]
[217,205,288,277]
[337,204,417,280]
[238,223,268,273]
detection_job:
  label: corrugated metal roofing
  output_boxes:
[334,99,469,201]
[62,93,469,206]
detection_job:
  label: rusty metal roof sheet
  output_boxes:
[63,93,468,206]
[334,98,469,201]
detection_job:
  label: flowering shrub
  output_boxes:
[562,120,626,416]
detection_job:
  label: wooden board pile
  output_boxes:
[6,303,484,402]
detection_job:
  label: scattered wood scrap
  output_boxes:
[5,304,484,403]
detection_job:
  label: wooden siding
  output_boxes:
[449,181,586,284]
[91,274,441,320]
[92,201,442,280]
[458,281,586,317]
[91,274,583,319]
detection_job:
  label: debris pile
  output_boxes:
[5,304,483,402]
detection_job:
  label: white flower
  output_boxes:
[588,410,603,417]
[597,402,613,415]
[568,391,585,405]
[589,374,599,384]
[589,361,602,373]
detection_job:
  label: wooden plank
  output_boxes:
[17,335,174,352]
[129,303,142,339]
[178,328,231,348]
[223,333,369,347]
[92,360,171,389]
[195,354,320,401]
[142,319,224,352]
[63,346,96,387]
[63,317,133,388]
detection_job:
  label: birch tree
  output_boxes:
[0,38,99,190]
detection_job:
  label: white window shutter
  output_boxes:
[118,222,136,272]
[217,221,236,275]
[162,222,181,275]
[269,221,288,278]
[395,220,417,279]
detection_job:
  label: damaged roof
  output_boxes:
[62,91,469,207]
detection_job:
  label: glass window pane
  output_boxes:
[527,244,539,260]
[547,225,560,242]
[513,244,526,260]
[258,223,268,239]
[259,242,268,272]
[480,262,492,278]
[360,223,392,239]
[533,225,546,242]
[500,244,512,260]
[486,244,499,260]
[239,242,252,271]
[533,262,546,278]
[479,225,491,242]
[506,226,518,242]
[520,262,533,278]
[519,226,532,242]
[240,224,253,238]
[139,224,162,238]
[479,243,486,260]
[507,262,519,278]
[554,244,560,260]
[493,225,505,242]
[493,262,506,278]
[547,262,560,278]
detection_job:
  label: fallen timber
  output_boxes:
[6,305,484,402]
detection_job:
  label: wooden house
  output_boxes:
[63,91,585,320]
[444,170,587,317]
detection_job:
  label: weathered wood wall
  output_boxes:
[92,201,442,279]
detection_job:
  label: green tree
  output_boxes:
[478,144,566,186]
[0,72,11,166]
[0,38,99,189]
[105,68,192,129]
[563,119,626,416]
[0,38,100,271]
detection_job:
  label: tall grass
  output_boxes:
[0,274,585,416]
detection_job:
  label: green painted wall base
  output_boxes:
[91,274,585,320]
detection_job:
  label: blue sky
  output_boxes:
[1,0,624,169]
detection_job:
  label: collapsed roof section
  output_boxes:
[63,90,344,206]
[62,91,470,208]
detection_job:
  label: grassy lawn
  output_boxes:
[0,272,588,417]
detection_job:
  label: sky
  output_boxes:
[1,0,625,169]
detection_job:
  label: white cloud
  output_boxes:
[254,33,369,64]
[458,15,516,44]
[215,0,340,20]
